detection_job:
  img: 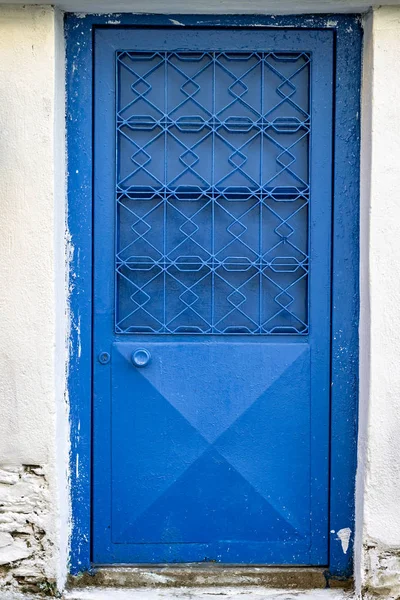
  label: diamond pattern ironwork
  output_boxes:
[116,51,310,334]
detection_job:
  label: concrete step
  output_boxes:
[64,588,351,600]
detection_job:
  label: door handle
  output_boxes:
[131,348,151,368]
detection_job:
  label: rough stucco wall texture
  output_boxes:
[0,5,66,593]
[1,3,400,596]
[358,5,400,598]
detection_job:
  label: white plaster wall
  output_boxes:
[0,4,67,592]
[357,5,400,597]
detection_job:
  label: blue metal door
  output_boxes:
[93,27,333,565]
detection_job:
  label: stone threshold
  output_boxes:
[63,587,352,600]
[67,566,352,590]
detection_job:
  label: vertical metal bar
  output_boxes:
[115,55,120,332]
[164,52,168,332]
[211,52,216,333]
[259,52,264,333]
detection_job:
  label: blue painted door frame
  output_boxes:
[66,13,361,580]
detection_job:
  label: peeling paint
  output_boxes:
[336,528,351,554]
[77,315,82,359]
[66,10,361,581]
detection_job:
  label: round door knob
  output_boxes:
[131,348,151,368]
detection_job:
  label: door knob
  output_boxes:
[131,348,151,368]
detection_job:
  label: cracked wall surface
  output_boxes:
[362,543,400,598]
[0,466,56,593]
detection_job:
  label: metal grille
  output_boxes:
[116,50,310,334]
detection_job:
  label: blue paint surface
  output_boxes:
[114,48,311,335]
[65,15,93,575]
[329,18,362,580]
[65,13,361,578]
[93,27,332,565]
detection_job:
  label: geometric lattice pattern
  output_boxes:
[116,51,310,334]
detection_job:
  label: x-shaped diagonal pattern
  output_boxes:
[115,51,310,335]
[112,344,310,544]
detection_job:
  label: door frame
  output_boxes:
[66,13,361,580]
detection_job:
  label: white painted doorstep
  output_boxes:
[66,589,348,600]
[0,590,351,600]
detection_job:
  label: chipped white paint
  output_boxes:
[336,528,351,554]
[0,4,67,593]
